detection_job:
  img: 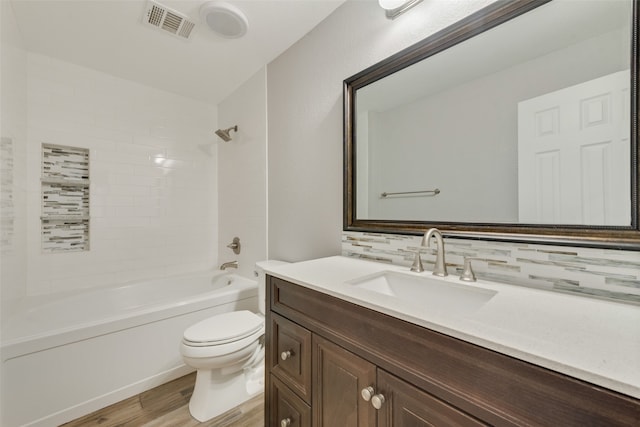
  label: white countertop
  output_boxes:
[265,256,640,399]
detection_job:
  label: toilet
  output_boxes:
[180,260,287,422]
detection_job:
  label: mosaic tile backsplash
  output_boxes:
[342,231,640,305]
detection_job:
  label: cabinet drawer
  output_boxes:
[270,313,312,403]
[270,375,311,427]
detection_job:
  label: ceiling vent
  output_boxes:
[143,0,195,40]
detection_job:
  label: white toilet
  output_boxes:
[180,260,286,422]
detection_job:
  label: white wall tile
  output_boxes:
[23,52,218,295]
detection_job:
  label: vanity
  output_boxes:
[263,0,640,424]
[264,257,640,426]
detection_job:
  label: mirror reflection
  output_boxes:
[355,0,632,225]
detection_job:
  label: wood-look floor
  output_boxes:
[62,373,264,427]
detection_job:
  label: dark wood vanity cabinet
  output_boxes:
[313,335,377,426]
[265,275,640,427]
[313,335,484,427]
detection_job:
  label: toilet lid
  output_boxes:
[183,310,263,345]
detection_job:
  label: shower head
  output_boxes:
[215,125,238,142]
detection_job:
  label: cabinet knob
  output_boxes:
[361,386,375,401]
[280,418,291,427]
[280,350,293,361]
[371,393,386,410]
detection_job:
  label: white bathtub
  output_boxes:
[0,270,258,427]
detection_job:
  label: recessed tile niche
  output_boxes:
[41,144,90,253]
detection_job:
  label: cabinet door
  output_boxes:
[377,370,487,427]
[313,335,376,427]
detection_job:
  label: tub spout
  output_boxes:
[220,260,238,270]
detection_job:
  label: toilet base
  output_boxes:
[188,363,264,422]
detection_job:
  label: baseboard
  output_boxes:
[23,364,194,427]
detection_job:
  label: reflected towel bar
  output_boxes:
[381,188,440,198]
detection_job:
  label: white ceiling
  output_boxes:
[10,0,345,105]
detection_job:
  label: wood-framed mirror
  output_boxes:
[344,0,640,250]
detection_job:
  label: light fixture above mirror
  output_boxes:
[378,0,423,19]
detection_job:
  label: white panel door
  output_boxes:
[518,70,630,225]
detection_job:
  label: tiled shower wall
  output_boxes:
[1,0,28,321]
[343,231,640,304]
[25,53,218,296]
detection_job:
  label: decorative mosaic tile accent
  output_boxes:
[41,144,90,253]
[41,219,89,252]
[42,144,89,181]
[342,231,640,305]
[42,183,89,217]
[1,137,14,254]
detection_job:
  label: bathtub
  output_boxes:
[0,270,258,427]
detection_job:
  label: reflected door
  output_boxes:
[517,71,630,225]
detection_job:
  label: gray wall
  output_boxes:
[217,68,268,276]
[266,0,495,261]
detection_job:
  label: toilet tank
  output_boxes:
[254,260,289,314]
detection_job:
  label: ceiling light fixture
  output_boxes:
[378,0,423,19]
[200,1,248,39]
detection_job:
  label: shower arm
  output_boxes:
[214,125,238,142]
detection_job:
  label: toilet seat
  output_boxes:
[183,310,263,347]
[181,311,264,359]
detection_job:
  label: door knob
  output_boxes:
[371,393,386,409]
[280,418,291,427]
[280,350,293,360]
[361,386,375,401]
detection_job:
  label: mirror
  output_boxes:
[344,0,640,249]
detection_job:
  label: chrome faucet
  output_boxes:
[410,228,448,276]
[219,260,238,270]
[425,228,448,276]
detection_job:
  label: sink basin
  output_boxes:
[347,271,497,315]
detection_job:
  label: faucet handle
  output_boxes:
[460,258,477,282]
[226,237,241,254]
[410,249,424,273]
[460,257,506,282]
